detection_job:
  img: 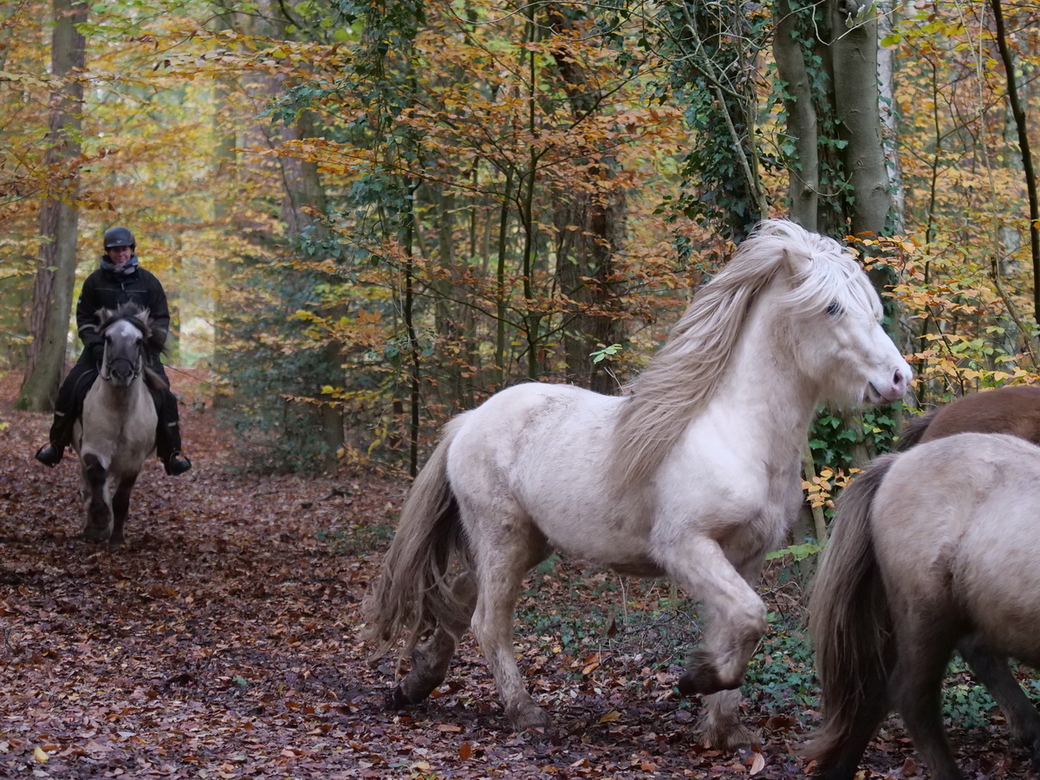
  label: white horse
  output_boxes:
[364,219,911,748]
[74,304,163,544]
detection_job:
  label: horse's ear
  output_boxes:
[781,247,812,279]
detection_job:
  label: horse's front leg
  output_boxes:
[110,474,139,546]
[81,453,113,542]
[653,534,767,747]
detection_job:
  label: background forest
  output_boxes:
[3,0,1039,490]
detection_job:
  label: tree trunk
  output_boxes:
[829,0,891,235]
[991,0,1040,327]
[774,0,820,231]
[547,6,625,393]
[16,0,88,412]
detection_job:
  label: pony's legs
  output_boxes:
[468,511,551,731]
[654,536,766,696]
[890,623,965,780]
[959,637,1040,770]
[110,474,138,546]
[697,555,766,749]
[81,453,113,542]
[388,572,476,709]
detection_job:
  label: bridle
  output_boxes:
[97,319,146,384]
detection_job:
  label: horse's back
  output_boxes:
[919,385,1040,446]
[446,382,659,569]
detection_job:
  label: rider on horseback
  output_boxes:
[34,226,192,476]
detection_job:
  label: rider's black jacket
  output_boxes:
[76,259,170,365]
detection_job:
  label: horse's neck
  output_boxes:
[93,378,149,412]
[708,316,819,455]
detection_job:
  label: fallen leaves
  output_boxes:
[0,374,1027,778]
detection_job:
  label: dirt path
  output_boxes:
[0,371,1024,778]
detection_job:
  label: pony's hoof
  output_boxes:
[385,685,413,710]
[509,705,552,733]
[700,720,760,752]
[678,651,741,696]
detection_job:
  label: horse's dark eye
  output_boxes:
[826,300,843,316]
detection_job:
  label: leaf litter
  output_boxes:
[0,370,1028,778]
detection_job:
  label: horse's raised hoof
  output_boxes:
[678,651,741,696]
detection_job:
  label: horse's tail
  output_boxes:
[803,453,899,769]
[363,418,472,660]
[894,407,938,451]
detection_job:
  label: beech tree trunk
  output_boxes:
[829,0,891,235]
[774,0,820,231]
[16,0,88,412]
[548,6,625,393]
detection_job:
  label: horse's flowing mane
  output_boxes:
[611,220,875,487]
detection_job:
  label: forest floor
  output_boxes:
[0,368,1035,779]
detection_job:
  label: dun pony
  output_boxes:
[74,303,165,544]
[807,431,1040,780]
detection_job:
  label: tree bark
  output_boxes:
[16,0,88,412]
[774,0,820,231]
[829,0,891,235]
[547,6,625,393]
[990,0,1040,326]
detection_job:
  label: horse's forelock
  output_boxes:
[99,304,153,342]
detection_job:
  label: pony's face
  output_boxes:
[782,255,911,407]
[102,318,146,388]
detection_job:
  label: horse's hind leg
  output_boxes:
[81,454,113,542]
[468,508,551,731]
[890,619,965,780]
[110,474,138,546]
[959,636,1040,753]
[814,688,892,780]
[389,571,476,709]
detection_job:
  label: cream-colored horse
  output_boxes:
[74,304,163,544]
[807,432,1040,780]
[365,220,911,749]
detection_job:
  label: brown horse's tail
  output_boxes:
[362,418,472,660]
[803,453,899,770]
[894,407,939,451]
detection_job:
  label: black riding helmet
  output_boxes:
[104,226,135,251]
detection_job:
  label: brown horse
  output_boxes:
[894,384,1040,762]
[897,384,1040,450]
[807,385,1040,780]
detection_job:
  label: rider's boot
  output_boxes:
[154,387,191,476]
[35,409,74,467]
[164,451,192,476]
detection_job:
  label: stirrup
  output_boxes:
[164,451,192,476]
[35,443,63,467]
